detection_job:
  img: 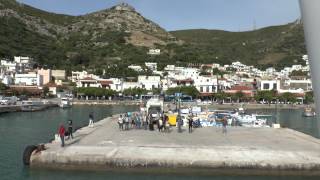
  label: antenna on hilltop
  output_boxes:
[117,0,127,6]
[253,19,256,31]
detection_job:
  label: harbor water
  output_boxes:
[0,105,320,180]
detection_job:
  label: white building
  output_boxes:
[148,49,161,55]
[0,74,13,85]
[122,82,140,90]
[164,65,175,71]
[14,56,34,73]
[128,65,143,72]
[145,62,157,71]
[194,76,217,94]
[0,59,16,73]
[15,73,42,86]
[138,76,161,90]
[291,65,303,71]
[260,79,280,91]
[109,78,123,92]
[266,67,276,76]
[231,61,250,72]
[71,71,99,83]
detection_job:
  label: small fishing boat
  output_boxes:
[303,106,316,117]
[237,104,246,114]
[59,98,72,108]
[21,101,47,112]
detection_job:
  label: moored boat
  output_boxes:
[59,98,72,108]
[303,106,316,117]
[20,101,47,112]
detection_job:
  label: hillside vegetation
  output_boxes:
[171,21,306,70]
[0,0,307,75]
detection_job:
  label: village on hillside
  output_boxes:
[0,53,313,104]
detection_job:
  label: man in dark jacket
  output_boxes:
[188,114,193,133]
[67,119,73,139]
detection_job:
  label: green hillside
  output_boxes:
[170,22,306,70]
[0,0,307,75]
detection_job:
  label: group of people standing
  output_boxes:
[118,112,147,131]
[118,112,170,132]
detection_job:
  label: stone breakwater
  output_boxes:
[29,114,320,175]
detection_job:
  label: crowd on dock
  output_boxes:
[56,110,229,147]
[117,112,173,132]
[116,111,228,134]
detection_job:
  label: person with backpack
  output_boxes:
[67,119,73,139]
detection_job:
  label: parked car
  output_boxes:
[0,96,18,105]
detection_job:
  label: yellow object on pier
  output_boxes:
[167,114,177,126]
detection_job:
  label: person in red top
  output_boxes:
[59,124,66,147]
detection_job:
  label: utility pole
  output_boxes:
[300,0,320,115]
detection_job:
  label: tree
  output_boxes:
[123,87,147,96]
[213,92,227,104]
[77,87,115,97]
[254,90,276,104]
[43,86,49,96]
[0,82,8,93]
[290,70,308,77]
[305,91,314,104]
[166,86,199,98]
[212,68,225,77]
[233,91,245,103]
[279,92,296,104]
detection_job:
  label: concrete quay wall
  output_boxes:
[29,115,320,175]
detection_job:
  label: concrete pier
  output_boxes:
[30,115,320,175]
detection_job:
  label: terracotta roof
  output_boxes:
[45,82,58,87]
[199,92,214,96]
[80,77,96,81]
[99,80,113,86]
[8,86,43,94]
[173,78,194,83]
[202,64,213,67]
[230,85,253,91]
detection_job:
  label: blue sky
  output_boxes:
[17,0,300,31]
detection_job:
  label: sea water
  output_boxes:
[0,105,319,180]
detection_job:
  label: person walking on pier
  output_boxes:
[58,124,66,147]
[124,113,129,130]
[143,113,149,130]
[222,117,227,135]
[188,114,193,133]
[177,115,182,133]
[67,119,73,139]
[158,117,163,132]
[89,112,94,128]
[118,115,124,131]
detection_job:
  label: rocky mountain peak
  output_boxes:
[112,2,135,12]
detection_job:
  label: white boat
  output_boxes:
[59,98,72,108]
[238,104,246,114]
[303,107,316,117]
[21,101,46,112]
[241,119,269,128]
[233,114,269,127]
